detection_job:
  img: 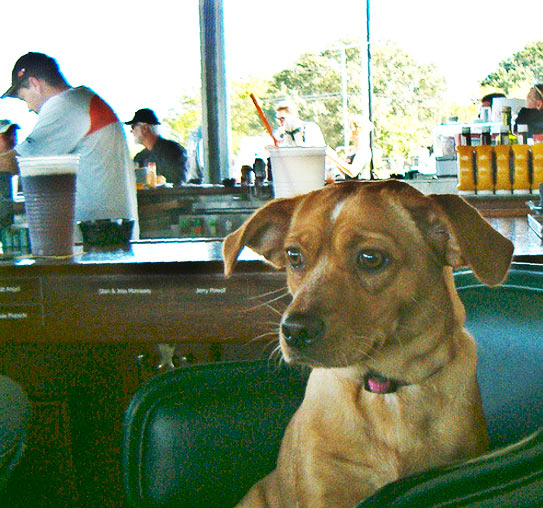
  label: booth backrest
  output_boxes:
[122,361,308,508]
[456,265,543,448]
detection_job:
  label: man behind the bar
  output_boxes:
[0,52,139,238]
[125,109,188,186]
[274,98,326,147]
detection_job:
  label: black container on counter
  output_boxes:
[460,127,472,146]
[481,126,492,145]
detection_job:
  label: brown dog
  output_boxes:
[222,180,513,508]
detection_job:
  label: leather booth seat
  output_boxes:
[122,264,543,507]
[0,376,31,498]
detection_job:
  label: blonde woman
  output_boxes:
[344,115,373,179]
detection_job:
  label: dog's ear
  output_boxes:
[425,194,513,286]
[222,197,299,277]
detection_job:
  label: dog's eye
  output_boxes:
[285,248,304,269]
[357,250,389,271]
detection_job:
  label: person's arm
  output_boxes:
[164,142,188,185]
[349,145,372,179]
[134,150,147,168]
[177,145,188,183]
[0,150,18,174]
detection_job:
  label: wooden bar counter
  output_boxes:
[0,241,285,508]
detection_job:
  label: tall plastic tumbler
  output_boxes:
[268,146,327,198]
[17,155,79,256]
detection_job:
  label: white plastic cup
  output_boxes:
[17,155,79,256]
[268,146,327,198]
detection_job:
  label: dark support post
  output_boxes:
[366,0,374,178]
[199,0,231,184]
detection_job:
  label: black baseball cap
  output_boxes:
[125,109,161,126]
[2,52,61,99]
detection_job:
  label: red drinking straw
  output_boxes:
[250,93,278,147]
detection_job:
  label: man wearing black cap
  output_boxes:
[125,109,188,186]
[0,52,139,238]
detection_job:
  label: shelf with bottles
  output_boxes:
[456,136,543,196]
[177,212,252,239]
[434,122,508,160]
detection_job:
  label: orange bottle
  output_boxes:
[532,143,543,194]
[146,162,157,188]
[456,145,475,194]
[494,144,512,194]
[511,144,531,194]
[474,145,494,194]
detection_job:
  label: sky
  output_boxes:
[0,0,541,143]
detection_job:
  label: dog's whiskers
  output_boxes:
[261,304,284,316]
[246,330,279,344]
[353,346,378,365]
[350,334,388,369]
[247,286,290,301]
[244,292,291,313]
[259,320,282,327]
[267,344,287,369]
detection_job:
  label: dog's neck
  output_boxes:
[361,267,464,388]
[363,364,445,394]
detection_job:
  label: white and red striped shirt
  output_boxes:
[18,86,139,238]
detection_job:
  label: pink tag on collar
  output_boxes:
[366,376,394,394]
[364,372,408,394]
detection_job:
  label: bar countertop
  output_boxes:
[0,216,541,269]
[0,215,540,346]
[0,238,265,272]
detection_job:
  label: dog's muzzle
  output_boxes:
[281,312,325,349]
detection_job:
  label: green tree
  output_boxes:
[164,95,201,144]
[166,40,447,175]
[371,42,446,167]
[266,40,446,170]
[229,77,273,152]
[481,41,543,95]
[267,50,349,148]
[165,78,275,154]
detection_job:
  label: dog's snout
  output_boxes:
[281,312,325,348]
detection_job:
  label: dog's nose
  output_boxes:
[281,312,325,348]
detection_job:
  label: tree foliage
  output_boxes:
[371,42,446,164]
[166,39,448,173]
[266,48,361,150]
[266,41,446,167]
[163,94,201,144]
[228,77,272,151]
[481,41,543,94]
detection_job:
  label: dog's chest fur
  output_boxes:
[278,349,483,506]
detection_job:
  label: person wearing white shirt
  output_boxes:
[274,99,326,147]
[0,52,139,239]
